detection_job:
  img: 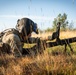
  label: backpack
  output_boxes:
[0,28,20,42]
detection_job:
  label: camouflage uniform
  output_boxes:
[1,18,39,56]
[2,29,23,56]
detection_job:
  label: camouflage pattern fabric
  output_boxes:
[0,18,39,56]
[2,33,23,56]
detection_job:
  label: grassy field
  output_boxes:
[0,31,76,75]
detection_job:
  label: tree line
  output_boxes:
[40,13,75,32]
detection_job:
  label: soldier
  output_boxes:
[16,18,38,42]
[1,18,39,56]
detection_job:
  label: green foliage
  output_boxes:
[52,13,68,31]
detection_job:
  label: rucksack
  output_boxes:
[0,28,20,42]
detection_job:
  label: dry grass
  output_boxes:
[0,31,76,75]
[32,30,76,39]
[0,52,76,75]
[60,31,76,39]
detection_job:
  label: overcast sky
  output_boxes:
[0,0,76,31]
